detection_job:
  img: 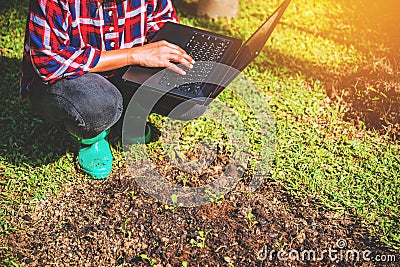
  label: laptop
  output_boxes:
[122,0,291,106]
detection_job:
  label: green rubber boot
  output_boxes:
[124,123,152,144]
[77,130,112,179]
[123,102,152,144]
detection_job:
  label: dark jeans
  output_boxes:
[29,71,208,139]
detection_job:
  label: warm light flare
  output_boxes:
[351,0,400,46]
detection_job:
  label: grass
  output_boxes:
[0,0,399,260]
[0,0,79,237]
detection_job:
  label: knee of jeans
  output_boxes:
[60,77,124,138]
[71,94,123,138]
[30,74,124,139]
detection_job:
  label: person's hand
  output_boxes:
[130,40,194,75]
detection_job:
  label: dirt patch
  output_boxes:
[1,168,398,266]
[329,54,400,141]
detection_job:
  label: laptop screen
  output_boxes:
[232,0,291,70]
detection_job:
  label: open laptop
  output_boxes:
[122,0,291,106]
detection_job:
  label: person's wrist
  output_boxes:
[128,47,140,66]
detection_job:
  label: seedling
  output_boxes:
[118,218,132,238]
[140,254,157,266]
[128,190,137,201]
[171,194,178,204]
[245,211,258,229]
[164,194,183,211]
[190,229,212,248]
[274,236,288,250]
[205,190,224,204]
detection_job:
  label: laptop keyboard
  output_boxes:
[159,31,231,96]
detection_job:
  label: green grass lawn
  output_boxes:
[1,0,399,258]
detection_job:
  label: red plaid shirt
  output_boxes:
[20,0,178,98]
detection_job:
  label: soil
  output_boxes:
[330,54,400,141]
[1,168,398,266]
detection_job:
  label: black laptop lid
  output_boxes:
[150,22,242,66]
[231,0,291,71]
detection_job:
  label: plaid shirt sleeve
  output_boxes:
[146,0,178,39]
[28,0,101,83]
[20,0,179,98]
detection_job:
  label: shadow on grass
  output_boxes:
[174,0,198,17]
[0,56,75,168]
[258,44,400,138]
[0,0,28,15]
